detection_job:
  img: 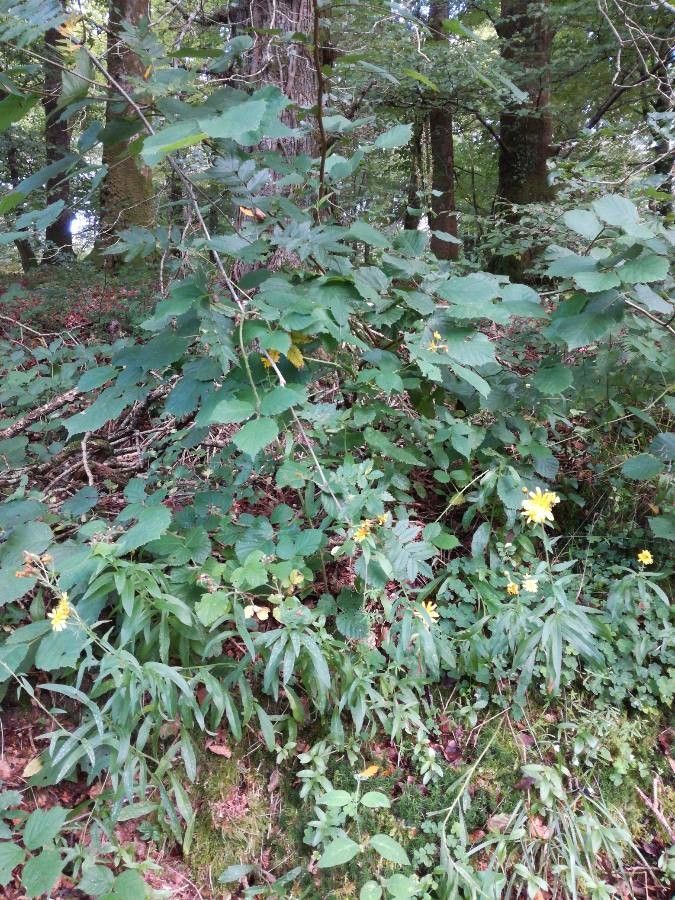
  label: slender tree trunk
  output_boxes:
[496,0,553,205]
[42,24,74,260]
[97,0,154,253]
[428,0,459,260]
[5,133,38,271]
[404,119,423,230]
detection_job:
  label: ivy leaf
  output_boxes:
[317,836,361,868]
[233,418,279,457]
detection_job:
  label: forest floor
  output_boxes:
[0,264,673,899]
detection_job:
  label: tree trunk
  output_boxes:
[42,23,74,260]
[5,132,38,271]
[97,0,154,253]
[496,0,553,205]
[404,119,423,231]
[248,0,318,159]
[428,0,459,260]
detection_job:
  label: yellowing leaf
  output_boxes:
[286,344,304,369]
[357,764,379,779]
[22,756,43,778]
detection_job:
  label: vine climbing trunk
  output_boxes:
[42,22,74,260]
[96,0,154,256]
[428,0,459,261]
[496,0,553,206]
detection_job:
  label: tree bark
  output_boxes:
[404,119,423,231]
[248,0,318,158]
[97,0,154,253]
[428,0,459,260]
[5,133,38,271]
[496,0,553,205]
[42,23,74,260]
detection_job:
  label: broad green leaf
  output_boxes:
[116,505,172,554]
[21,849,64,898]
[562,209,602,240]
[369,833,410,866]
[0,93,39,134]
[621,453,664,480]
[360,791,390,809]
[77,864,115,896]
[374,123,412,149]
[648,514,675,541]
[195,591,230,627]
[591,194,639,229]
[619,254,669,284]
[573,270,620,293]
[533,364,573,394]
[360,882,383,900]
[141,121,206,166]
[196,394,256,426]
[321,789,352,807]
[199,98,268,143]
[260,386,306,416]
[649,432,675,462]
[347,221,390,248]
[0,841,25,887]
[23,805,69,850]
[317,836,361,868]
[233,417,279,457]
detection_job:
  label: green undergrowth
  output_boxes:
[185,699,673,897]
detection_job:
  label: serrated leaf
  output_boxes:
[23,805,69,850]
[233,417,279,456]
[21,849,64,898]
[621,453,664,480]
[0,842,25,887]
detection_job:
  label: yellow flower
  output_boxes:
[637,549,653,566]
[48,593,71,632]
[521,487,560,527]
[376,514,388,526]
[522,578,538,593]
[353,520,373,543]
[420,601,439,623]
[506,582,519,596]
[357,764,379,779]
[427,331,448,353]
[286,344,305,369]
[288,569,304,586]
[261,349,280,369]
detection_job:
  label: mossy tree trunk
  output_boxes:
[42,21,74,261]
[97,0,154,255]
[496,0,553,206]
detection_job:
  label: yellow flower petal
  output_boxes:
[637,549,653,566]
[286,345,304,369]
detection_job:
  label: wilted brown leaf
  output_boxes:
[529,815,552,840]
